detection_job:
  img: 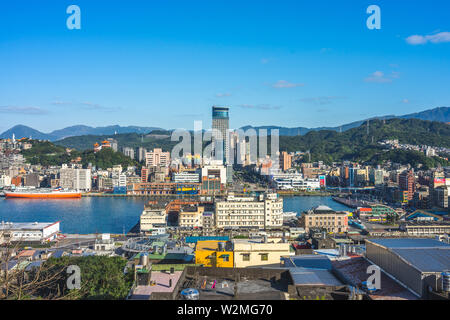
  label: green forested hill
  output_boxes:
[22,141,140,169]
[50,118,450,168]
[279,118,450,165]
[54,132,176,152]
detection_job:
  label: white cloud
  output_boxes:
[299,96,347,105]
[238,104,281,110]
[406,32,450,45]
[51,100,118,111]
[260,58,270,64]
[0,105,48,115]
[272,80,305,88]
[320,48,332,53]
[215,93,232,98]
[401,99,410,104]
[364,71,398,83]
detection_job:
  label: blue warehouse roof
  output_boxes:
[367,238,450,249]
[368,238,450,273]
[392,248,450,273]
[282,255,332,270]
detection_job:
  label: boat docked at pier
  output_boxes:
[283,211,298,220]
[4,187,81,199]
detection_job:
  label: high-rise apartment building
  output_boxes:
[145,148,170,167]
[399,170,416,201]
[279,151,292,172]
[212,106,230,164]
[122,147,135,159]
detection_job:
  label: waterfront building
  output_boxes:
[399,221,450,236]
[173,171,200,183]
[23,173,39,187]
[215,192,283,230]
[0,221,60,243]
[129,182,175,195]
[0,174,12,187]
[272,173,320,191]
[300,205,348,234]
[97,176,113,191]
[140,203,167,232]
[60,168,92,191]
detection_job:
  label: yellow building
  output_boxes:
[233,239,293,268]
[194,240,233,268]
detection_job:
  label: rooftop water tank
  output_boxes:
[181,288,199,300]
[442,271,450,292]
[139,253,149,267]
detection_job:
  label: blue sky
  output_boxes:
[0,0,449,133]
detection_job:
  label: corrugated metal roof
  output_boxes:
[392,248,450,273]
[284,255,332,270]
[368,238,450,249]
[289,267,343,286]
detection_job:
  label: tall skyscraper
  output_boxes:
[212,106,230,164]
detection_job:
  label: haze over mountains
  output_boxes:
[1,107,449,141]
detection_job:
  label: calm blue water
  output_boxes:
[0,196,351,234]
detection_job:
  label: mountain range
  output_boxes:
[1,106,449,140]
[0,124,163,141]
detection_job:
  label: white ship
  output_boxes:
[283,211,298,220]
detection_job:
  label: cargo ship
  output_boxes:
[4,187,81,199]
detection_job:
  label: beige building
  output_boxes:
[178,204,204,229]
[233,239,293,268]
[215,193,283,230]
[300,205,348,234]
[145,148,171,167]
[140,203,167,232]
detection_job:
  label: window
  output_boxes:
[261,253,268,261]
[242,253,250,261]
[222,255,230,262]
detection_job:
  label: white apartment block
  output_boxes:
[173,172,200,183]
[178,205,204,229]
[0,175,11,187]
[274,177,320,191]
[215,193,283,230]
[140,206,167,232]
[60,168,92,191]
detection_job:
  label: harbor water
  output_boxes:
[0,196,352,234]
